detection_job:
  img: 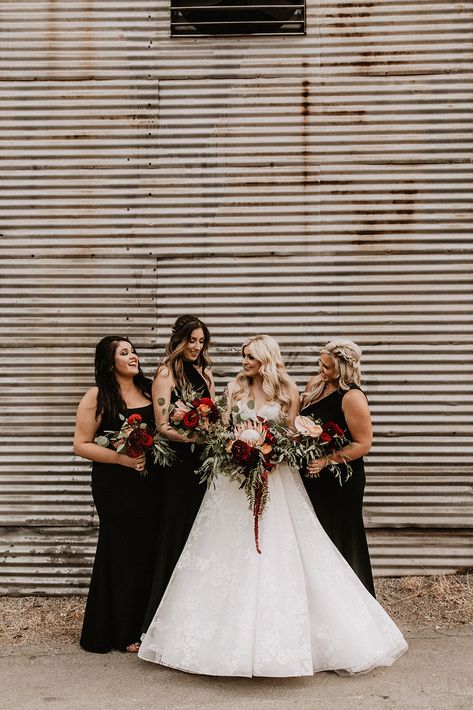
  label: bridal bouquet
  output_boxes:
[293,415,353,484]
[197,402,295,554]
[94,412,175,475]
[160,389,220,445]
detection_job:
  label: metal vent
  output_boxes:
[171,0,306,36]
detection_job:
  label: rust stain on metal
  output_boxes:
[300,63,311,240]
[46,0,58,75]
[81,0,96,77]
[390,187,418,224]
[47,0,96,78]
[300,61,311,185]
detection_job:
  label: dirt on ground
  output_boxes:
[0,573,472,648]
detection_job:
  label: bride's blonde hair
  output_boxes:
[229,334,294,414]
[303,339,362,407]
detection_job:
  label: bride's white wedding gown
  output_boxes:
[139,402,408,677]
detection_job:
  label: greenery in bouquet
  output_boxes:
[197,400,296,553]
[293,414,353,485]
[158,387,221,448]
[94,412,175,475]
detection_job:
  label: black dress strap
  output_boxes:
[182,360,210,397]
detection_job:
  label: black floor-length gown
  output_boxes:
[300,385,376,596]
[141,360,209,633]
[80,403,160,652]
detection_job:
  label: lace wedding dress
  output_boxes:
[139,402,408,677]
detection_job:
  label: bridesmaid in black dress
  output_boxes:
[300,339,376,596]
[74,336,159,653]
[141,315,215,633]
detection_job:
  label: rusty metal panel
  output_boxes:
[0,0,472,593]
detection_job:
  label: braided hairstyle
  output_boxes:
[303,339,362,406]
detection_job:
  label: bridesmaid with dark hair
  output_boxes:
[141,314,215,633]
[74,336,159,652]
[300,339,376,597]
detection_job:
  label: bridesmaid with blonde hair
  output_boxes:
[300,339,375,596]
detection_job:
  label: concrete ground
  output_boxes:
[1,626,472,710]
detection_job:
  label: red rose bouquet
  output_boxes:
[293,415,353,484]
[95,412,175,475]
[162,389,220,444]
[226,418,279,553]
[197,404,294,554]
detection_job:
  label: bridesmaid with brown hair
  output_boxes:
[74,336,159,653]
[141,314,215,633]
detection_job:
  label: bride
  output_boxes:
[139,334,408,677]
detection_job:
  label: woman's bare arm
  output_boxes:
[152,366,197,443]
[73,388,145,469]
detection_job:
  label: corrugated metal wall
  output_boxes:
[0,0,472,593]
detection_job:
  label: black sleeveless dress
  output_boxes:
[80,402,160,652]
[300,386,376,597]
[141,360,209,633]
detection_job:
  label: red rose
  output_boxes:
[183,410,200,429]
[128,429,141,444]
[323,421,345,438]
[232,440,259,468]
[320,432,332,445]
[192,397,214,408]
[127,446,142,458]
[138,432,153,448]
[127,413,143,426]
[206,401,220,423]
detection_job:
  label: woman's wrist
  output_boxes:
[113,450,124,464]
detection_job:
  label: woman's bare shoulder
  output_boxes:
[342,387,369,411]
[226,377,238,392]
[154,364,172,381]
[80,386,99,405]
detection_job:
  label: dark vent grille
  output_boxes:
[171,0,306,36]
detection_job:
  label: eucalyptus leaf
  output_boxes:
[157,397,165,406]
[94,436,110,447]
[119,414,125,421]
[247,400,255,409]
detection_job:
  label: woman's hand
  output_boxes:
[152,368,201,444]
[306,457,328,477]
[120,452,147,472]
